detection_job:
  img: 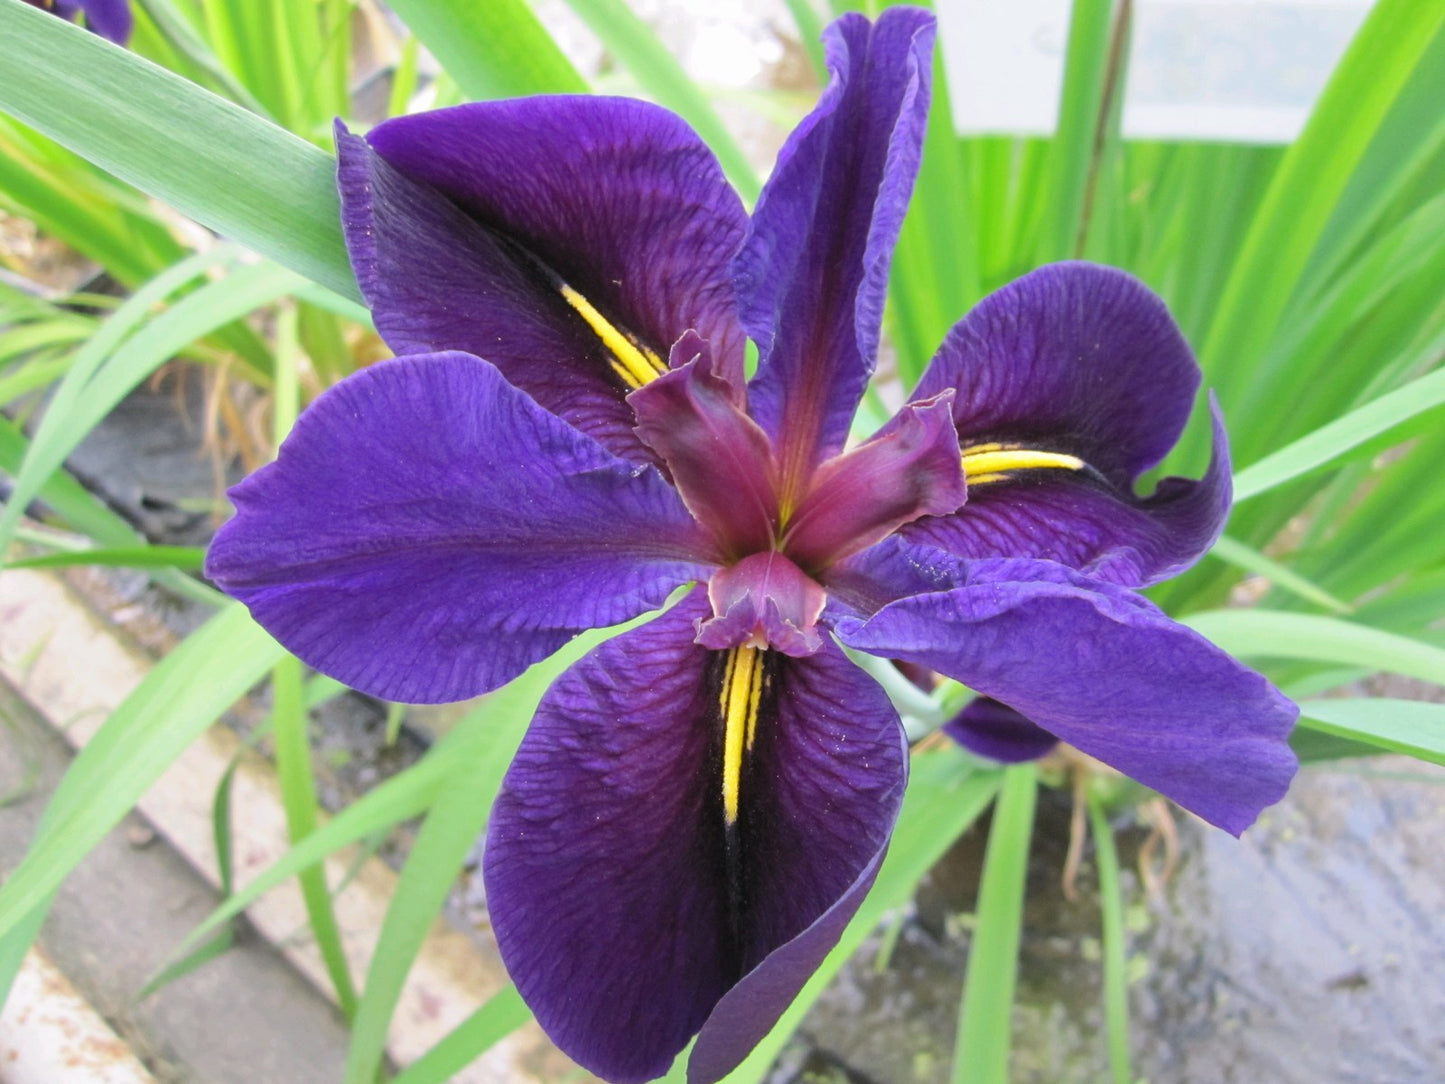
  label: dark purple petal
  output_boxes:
[348,97,748,387]
[630,343,779,558]
[945,698,1058,763]
[77,0,130,42]
[205,352,712,704]
[739,8,934,496]
[485,591,905,1082]
[915,262,1201,481]
[909,263,1229,584]
[907,400,1231,587]
[688,839,888,1084]
[836,559,1298,835]
[819,534,967,623]
[783,393,964,572]
[337,125,652,461]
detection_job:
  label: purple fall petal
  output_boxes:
[205,352,712,704]
[908,400,1231,587]
[739,8,934,496]
[485,591,905,1083]
[945,698,1059,763]
[687,838,889,1084]
[908,263,1229,584]
[784,393,965,572]
[836,558,1298,835]
[916,262,1201,480]
[359,97,749,384]
[337,125,658,461]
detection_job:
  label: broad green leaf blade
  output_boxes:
[272,654,360,1018]
[1034,0,1115,263]
[952,762,1036,1084]
[1201,0,1445,423]
[722,751,1003,1084]
[389,985,532,1084]
[1184,610,1445,689]
[1231,366,1445,503]
[385,0,588,101]
[4,545,206,571]
[0,603,285,943]
[0,1,356,300]
[1297,698,1445,767]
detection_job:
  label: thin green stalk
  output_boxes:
[272,654,360,1019]
[1034,0,1115,263]
[1088,789,1132,1084]
[952,762,1037,1084]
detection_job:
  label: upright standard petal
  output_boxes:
[205,352,713,704]
[485,592,905,1084]
[344,96,749,386]
[836,559,1298,835]
[738,8,934,499]
[908,263,1230,585]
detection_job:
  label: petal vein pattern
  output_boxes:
[204,353,711,704]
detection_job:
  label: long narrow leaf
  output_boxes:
[0,1,356,299]
[1088,791,1131,1084]
[389,985,532,1084]
[273,654,360,1018]
[0,259,307,556]
[384,0,588,101]
[953,762,1037,1084]
[0,603,285,942]
[1201,0,1445,425]
[1231,365,1445,503]
[1297,698,1445,767]
[1184,610,1445,688]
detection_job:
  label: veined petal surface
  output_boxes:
[485,591,905,1084]
[344,97,748,394]
[909,263,1229,584]
[837,559,1298,835]
[205,353,712,704]
[907,402,1230,587]
[739,8,934,496]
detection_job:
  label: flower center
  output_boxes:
[695,551,827,657]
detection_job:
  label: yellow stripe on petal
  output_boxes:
[719,645,765,826]
[558,284,667,390]
[962,443,1086,486]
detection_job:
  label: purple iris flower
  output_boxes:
[24,0,131,44]
[204,8,1296,1082]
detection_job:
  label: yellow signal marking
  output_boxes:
[558,284,667,390]
[719,646,765,826]
[961,442,1085,486]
